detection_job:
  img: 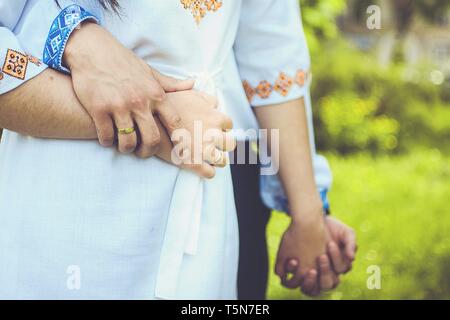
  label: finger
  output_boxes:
[300,270,319,297]
[285,259,299,276]
[183,163,216,179]
[332,276,341,290]
[203,145,228,168]
[282,261,302,289]
[93,113,115,147]
[220,115,233,131]
[275,258,285,279]
[155,101,183,136]
[328,241,348,274]
[198,92,219,109]
[141,66,166,101]
[308,285,322,297]
[318,255,335,291]
[152,69,195,92]
[343,230,357,261]
[214,132,237,152]
[134,114,161,159]
[114,113,138,154]
[283,265,308,289]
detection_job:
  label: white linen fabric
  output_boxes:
[0,0,330,299]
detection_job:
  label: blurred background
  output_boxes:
[267,0,450,300]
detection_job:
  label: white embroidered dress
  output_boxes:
[0,0,328,299]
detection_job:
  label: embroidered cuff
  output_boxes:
[43,5,99,73]
[243,69,311,106]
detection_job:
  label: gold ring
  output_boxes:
[213,150,223,164]
[118,127,135,135]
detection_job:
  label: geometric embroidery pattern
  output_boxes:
[295,69,307,86]
[27,54,42,67]
[43,4,99,73]
[180,0,223,24]
[2,49,28,80]
[243,69,310,103]
[274,72,294,97]
[243,80,255,103]
[256,80,273,99]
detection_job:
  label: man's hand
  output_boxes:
[325,216,357,273]
[151,90,236,178]
[64,22,194,156]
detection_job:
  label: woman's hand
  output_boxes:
[285,216,357,296]
[275,208,330,289]
[63,22,194,155]
[150,90,236,178]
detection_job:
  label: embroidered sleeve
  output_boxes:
[43,4,100,73]
[0,0,47,95]
[234,0,311,107]
[0,1,102,95]
[242,69,311,104]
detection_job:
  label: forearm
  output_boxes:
[0,68,97,139]
[254,98,323,222]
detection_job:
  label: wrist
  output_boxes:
[63,22,97,71]
[290,196,324,224]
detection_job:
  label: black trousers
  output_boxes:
[230,141,272,300]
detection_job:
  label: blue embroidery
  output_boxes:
[43,5,99,73]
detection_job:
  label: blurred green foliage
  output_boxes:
[300,0,450,155]
[311,40,450,155]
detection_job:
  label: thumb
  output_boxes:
[285,259,299,274]
[153,69,195,92]
[343,230,357,261]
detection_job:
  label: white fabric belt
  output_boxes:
[154,67,225,299]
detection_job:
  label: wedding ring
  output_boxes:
[118,127,136,135]
[213,150,224,164]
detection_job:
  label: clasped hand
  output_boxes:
[64,22,235,178]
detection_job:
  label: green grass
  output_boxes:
[267,149,450,300]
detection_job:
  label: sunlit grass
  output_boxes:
[267,149,450,300]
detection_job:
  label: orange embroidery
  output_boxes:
[274,72,294,97]
[0,72,3,81]
[2,49,28,80]
[295,70,307,86]
[244,69,310,103]
[256,80,273,99]
[243,80,255,102]
[27,54,42,67]
[181,0,223,24]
